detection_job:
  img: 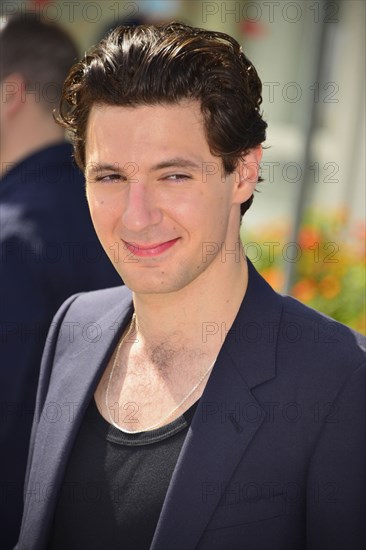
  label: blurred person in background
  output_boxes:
[16,22,366,550]
[0,14,121,549]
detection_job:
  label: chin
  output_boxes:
[121,270,192,296]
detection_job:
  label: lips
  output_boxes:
[123,238,180,257]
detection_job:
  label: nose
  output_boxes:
[121,180,162,232]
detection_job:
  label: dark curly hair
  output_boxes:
[56,22,267,216]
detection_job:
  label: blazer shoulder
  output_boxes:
[60,285,132,323]
[35,285,132,412]
[278,293,366,378]
[42,285,132,370]
[281,293,365,345]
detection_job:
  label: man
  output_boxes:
[0,15,121,548]
[16,22,365,550]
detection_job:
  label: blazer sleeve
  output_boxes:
[21,293,83,502]
[306,361,366,550]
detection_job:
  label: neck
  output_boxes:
[132,250,248,357]
[0,106,65,176]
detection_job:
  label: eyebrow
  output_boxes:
[151,157,202,171]
[85,157,202,176]
[85,163,120,176]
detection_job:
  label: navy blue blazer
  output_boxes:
[0,143,121,548]
[16,261,366,549]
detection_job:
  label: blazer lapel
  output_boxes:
[22,296,134,548]
[151,260,283,549]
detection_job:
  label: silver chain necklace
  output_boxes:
[105,313,215,433]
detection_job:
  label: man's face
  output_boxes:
[85,100,258,295]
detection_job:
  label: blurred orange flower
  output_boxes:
[298,227,321,249]
[243,210,366,335]
[318,275,341,299]
[261,267,285,291]
[292,279,317,302]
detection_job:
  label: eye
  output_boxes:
[164,174,191,182]
[94,173,124,183]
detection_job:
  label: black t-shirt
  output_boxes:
[49,397,199,550]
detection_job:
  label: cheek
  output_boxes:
[178,191,228,232]
[87,194,120,237]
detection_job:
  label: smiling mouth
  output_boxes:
[122,238,180,257]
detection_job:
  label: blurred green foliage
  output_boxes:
[242,211,366,335]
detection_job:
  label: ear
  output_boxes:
[0,73,26,118]
[232,145,262,204]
